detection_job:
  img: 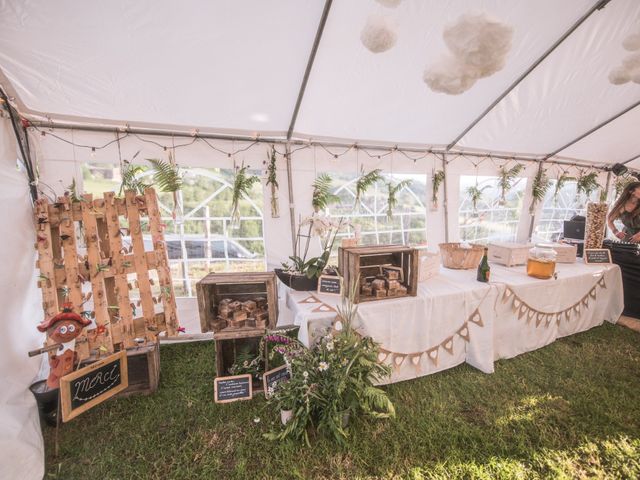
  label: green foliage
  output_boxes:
[498,164,524,204]
[312,173,340,212]
[66,178,84,203]
[530,167,551,214]
[353,168,383,209]
[385,179,412,218]
[147,158,183,193]
[553,172,575,205]
[576,171,599,199]
[615,175,636,198]
[432,170,445,203]
[265,280,393,445]
[466,184,490,212]
[230,163,260,227]
[119,160,151,196]
[265,145,278,190]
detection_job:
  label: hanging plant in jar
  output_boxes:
[312,173,340,213]
[529,167,551,214]
[466,184,489,216]
[230,162,260,229]
[265,145,280,218]
[431,170,445,211]
[553,172,574,206]
[119,158,151,196]
[353,167,383,211]
[576,171,599,207]
[497,163,524,206]
[385,179,412,218]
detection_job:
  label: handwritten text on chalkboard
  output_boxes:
[263,365,291,398]
[584,249,612,264]
[317,275,342,296]
[214,374,253,403]
[60,350,128,422]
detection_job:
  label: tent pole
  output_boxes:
[621,153,640,166]
[287,0,333,140]
[445,0,612,151]
[543,100,640,161]
[442,153,449,243]
[285,143,297,253]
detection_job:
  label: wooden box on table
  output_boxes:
[338,245,418,304]
[487,242,532,267]
[196,272,278,338]
[549,243,578,263]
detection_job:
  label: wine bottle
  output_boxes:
[476,247,490,282]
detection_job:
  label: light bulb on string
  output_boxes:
[90,147,96,159]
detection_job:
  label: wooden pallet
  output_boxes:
[33,189,179,360]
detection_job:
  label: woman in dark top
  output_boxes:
[607,181,640,243]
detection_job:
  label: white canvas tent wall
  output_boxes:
[1,1,639,478]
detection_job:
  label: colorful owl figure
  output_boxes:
[37,303,91,389]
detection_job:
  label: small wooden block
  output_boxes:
[233,310,247,322]
[242,300,257,312]
[375,289,388,298]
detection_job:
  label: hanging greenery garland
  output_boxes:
[265,145,280,218]
[230,163,260,228]
[353,167,383,210]
[497,163,524,206]
[553,172,574,205]
[385,179,412,218]
[431,170,445,210]
[312,173,340,213]
[529,167,551,214]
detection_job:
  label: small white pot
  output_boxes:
[280,409,293,425]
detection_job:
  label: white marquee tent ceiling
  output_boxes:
[0,0,639,168]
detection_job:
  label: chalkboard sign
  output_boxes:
[584,249,612,264]
[317,275,342,296]
[60,350,128,422]
[263,365,291,398]
[214,374,253,403]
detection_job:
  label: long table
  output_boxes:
[284,261,624,384]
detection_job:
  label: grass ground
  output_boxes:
[44,323,640,479]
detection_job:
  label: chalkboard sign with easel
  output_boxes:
[317,275,342,296]
[263,365,291,398]
[584,249,612,264]
[214,374,253,403]
[60,350,128,422]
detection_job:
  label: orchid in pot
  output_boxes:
[275,214,346,290]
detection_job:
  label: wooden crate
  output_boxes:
[338,245,418,303]
[118,344,160,397]
[549,243,578,263]
[196,272,278,337]
[487,242,532,267]
[215,334,264,392]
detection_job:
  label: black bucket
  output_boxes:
[29,380,59,427]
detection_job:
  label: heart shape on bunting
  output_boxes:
[536,312,543,327]
[574,304,581,316]
[556,313,562,325]
[518,303,528,320]
[442,336,454,355]
[503,288,513,303]
[527,309,536,323]
[598,276,606,289]
[299,295,321,304]
[469,309,484,327]
[565,309,572,321]
[378,350,389,363]
[410,353,422,366]
[393,354,406,367]
[312,303,336,313]
[513,297,521,309]
[457,324,470,342]
[427,347,439,366]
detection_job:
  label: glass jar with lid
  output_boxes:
[526,243,557,279]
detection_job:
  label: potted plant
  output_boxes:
[275,215,345,291]
[431,170,445,211]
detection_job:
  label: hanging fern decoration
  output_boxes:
[497,164,524,205]
[354,168,383,210]
[265,146,280,218]
[432,170,445,205]
[576,171,599,199]
[466,184,490,213]
[553,172,574,205]
[615,174,636,198]
[312,173,340,213]
[147,158,183,193]
[230,163,260,227]
[529,167,551,214]
[66,178,84,203]
[119,159,150,196]
[385,179,412,218]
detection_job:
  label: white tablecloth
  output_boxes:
[284,260,624,384]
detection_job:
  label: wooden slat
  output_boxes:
[103,192,136,348]
[47,200,128,227]
[144,188,178,336]
[58,195,89,359]
[125,190,155,342]
[81,194,114,354]
[33,198,59,318]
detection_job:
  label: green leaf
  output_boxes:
[147,158,183,193]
